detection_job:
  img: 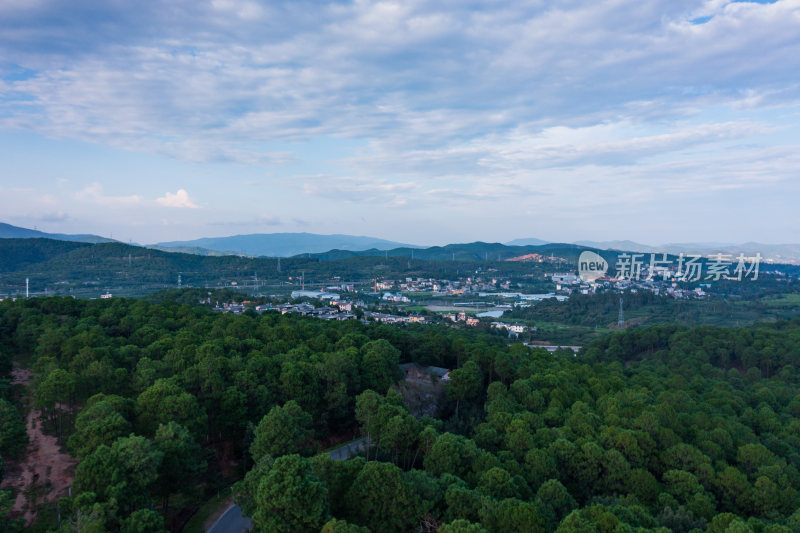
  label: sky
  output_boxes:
[1,0,799,246]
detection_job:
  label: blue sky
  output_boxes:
[1,0,799,245]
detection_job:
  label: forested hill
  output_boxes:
[154,232,417,257]
[0,237,584,297]
[299,241,602,263]
[2,296,800,531]
[0,238,393,296]
[0,238,295,294]
[0,221,115,244]
[0,238,90,271]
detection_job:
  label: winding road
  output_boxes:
[206,437,368,533]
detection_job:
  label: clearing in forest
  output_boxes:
[0,365,77,527]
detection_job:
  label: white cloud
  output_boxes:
[2,0,800,242]
[302,176,418,206]
[3,0,798,163]
[156,189,199,208]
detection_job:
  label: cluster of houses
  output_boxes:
[212,301,358,320]
[441,312,480,327]
[212,302,249,314]
[254,302,356,321]
[362,311,428,324]
[665,285,708,298]
[477,291,569,302]
[213,299,432,325]
[381,275,514,296]
[553,274,711,300]
[438,312,533,333]
[382,292,411,303]
[490,321,531,336]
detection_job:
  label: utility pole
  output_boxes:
[26,278,29,298]
[618,297,624,327]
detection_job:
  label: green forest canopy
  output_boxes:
[1,296,799,532]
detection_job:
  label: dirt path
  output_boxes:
[0,365,77,526]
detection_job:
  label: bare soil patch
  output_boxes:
[0,365,77,527]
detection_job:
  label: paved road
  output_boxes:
[327,437,368,461]
[206,504,252,533]
[205,437,369,532]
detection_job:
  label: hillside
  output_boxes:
[3,299,800,531]
[0,238,574,298]
[301,241,592,263]
[0,222,116,244]
[0,238,300,297]
[146,244,232,257]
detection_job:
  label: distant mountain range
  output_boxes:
[153,233,420,257]
[0,222,116,244]
[2,222,799,264]
[146,245,232,257]
[570,240,800,264]
[300,241,587,262]
[504,237,551,246]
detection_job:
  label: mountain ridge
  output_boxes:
[4,221,800,264]
[153,232,421,257]
[0,222,116,244]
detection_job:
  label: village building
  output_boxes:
[400,362,451,382]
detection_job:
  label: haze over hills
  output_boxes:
[571,240,800,263]
[0,222,116,244]
[3,221,800,264]
[504,237,551,246]
[153,232,420,257]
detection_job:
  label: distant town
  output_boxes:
[204,265,739,335]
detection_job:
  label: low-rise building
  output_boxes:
[291,290,340,300]
[400,362,451,382]
[382,292,411,303]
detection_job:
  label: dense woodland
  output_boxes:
[1,296,800,532]
[509,286,800,332]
